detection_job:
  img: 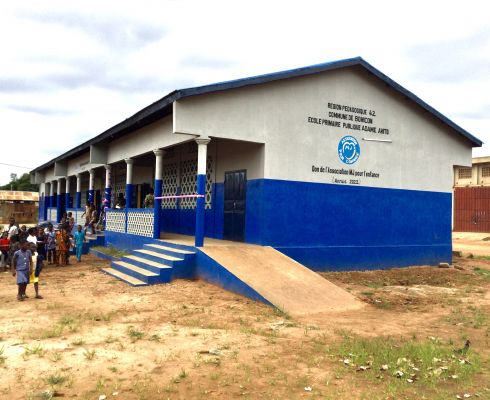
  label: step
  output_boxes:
[112,261,158,277]
[144,243,195,259]
[112,261,161,284]
[101,268,148,286]
[157,240,197,253]
[134,249,184,265]
[123,255,173,274]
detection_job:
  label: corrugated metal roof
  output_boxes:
[30,56,483,174]
[0,191,39,201]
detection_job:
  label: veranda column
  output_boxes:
[57,178,63,222]
[153,149,164,239]
[195,138,210,247]
[65,176,70,210]
[104,165,112,208]
[44,182,51,220]
[88,169,95,205]
[49,180,54,207]
[125,158,134,209]
[75,173,82,208]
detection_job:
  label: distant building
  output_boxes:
[0,191,39,224]
[454,158,490,232]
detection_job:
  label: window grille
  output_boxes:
[458,168,472,179]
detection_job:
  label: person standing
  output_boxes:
[28,242,43,299]
[45,223,56,265]
[74,225,85,262]
[36,226,47,265]
[89,205,97,234]
[0,231,10,271]
[12,240,32,301]
[67,212,75,235]
[4,217,18,240]
[81,202,91,232]
[27,227,37,246]
[55,228,63,265]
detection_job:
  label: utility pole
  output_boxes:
[10,173,17,191]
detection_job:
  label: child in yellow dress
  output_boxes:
[29,242,43,299]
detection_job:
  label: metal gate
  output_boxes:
[454,187,490,232]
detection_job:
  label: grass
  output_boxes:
[46,374,67,386]
[473,267,490,282]
[23,344,45,358]
[127,326,145,342]
[444,306,489,329]
[0,345,5,365]
[28,324,64,340]
[149,334,161,342]
[83,349,96,360]
[71,338,85,346]
[172,369,188,383]
[91,245,129,259]
[334,333,481,395]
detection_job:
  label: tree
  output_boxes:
[0,173,39,191]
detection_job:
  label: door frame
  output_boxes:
[223,169,247,242]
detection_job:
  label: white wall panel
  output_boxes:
[174,66,473,193]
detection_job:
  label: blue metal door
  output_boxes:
[224,170,246,242]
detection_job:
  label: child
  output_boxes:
[45,223,56,265]
[12,240,32,301]
[18,225,28,242]
[74,225,85,262]
[27,227,37,245]
[36,226,47,264]
[55,228,63,265]
[28,243,43,299]
[64,230,72,265]
[0,231,10,271]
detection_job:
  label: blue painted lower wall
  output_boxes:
[194,251,272,305]
[132,178,452,271]
[258,179,452,270]
[105,231,160,251]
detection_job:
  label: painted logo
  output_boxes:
[338,136,360,165]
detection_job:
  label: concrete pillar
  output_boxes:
[44,182,50,220]
[153,149,164,239]
[76,173,82,209]
[104,165,112,209]
[195,138,210,247]
[57,178,63,222]
[125,158,134,209]
[65,176,71,210]
[88,169,95,205]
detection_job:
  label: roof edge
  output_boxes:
[32,56,482,174]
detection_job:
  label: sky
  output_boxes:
[0,0,489,185]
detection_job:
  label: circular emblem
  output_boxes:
[338,136,360,164]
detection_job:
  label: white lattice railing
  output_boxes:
[47,207,58,223]
[66,208,85,228]
[106,210,127,233]
[127,209,154,237]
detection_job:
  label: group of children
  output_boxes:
[2,217,87,301]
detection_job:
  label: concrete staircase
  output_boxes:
[101,241,196,286]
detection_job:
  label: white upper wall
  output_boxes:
[107,116,189,164]
[174,66,473,193]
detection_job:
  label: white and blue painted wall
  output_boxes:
[34,60,477,271]
[172,66,473,269]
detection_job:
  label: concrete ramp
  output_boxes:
[200,244,364,315]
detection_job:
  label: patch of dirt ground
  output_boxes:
[0,254,489,399]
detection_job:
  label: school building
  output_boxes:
[31,57,482,277]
